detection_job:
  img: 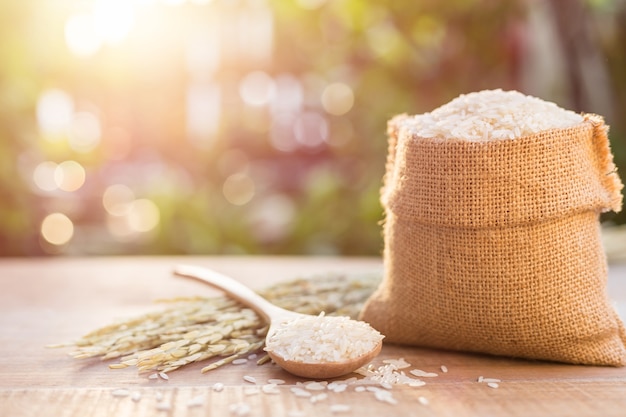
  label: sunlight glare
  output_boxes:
[65,13,102,57]
[93,0,136,45]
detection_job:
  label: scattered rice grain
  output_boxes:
[310,393,328,403]
[229,402,251,416]
[111,389,130,397]
[156,402,172,411]
[262,383,280,395]
[290,387,312,398]
[487,382,500,389]
[304,381,327,391]
[374,389,398,405]
[131,391,142,402]
[244,386,260,396]
[409,369,438,378]
[330,404,352,413]
[242,375,257,384]
[158,372,169,380]
[440,365,448,373]
[268,378,285,385]
[232,358,248,365]
[187,395,205,407]
[418,396,429,406]
[212,382,225,392]
[382,358,411,369]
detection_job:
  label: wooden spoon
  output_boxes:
[174,264,383,379]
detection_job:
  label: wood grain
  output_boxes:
[1,257,625,417]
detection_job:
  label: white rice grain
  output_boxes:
[304,381,327,391]
[262,384,280,395]
[310,393,328,403]
[242,375,257,384]
[156,402,172,411]
[402,89,583,142]
[265,312,383,364]
[409,369,438,378]
[374,389,398,405]
[330,404,352,413]
[290,387,312,398]
[382,358,411,369]
[111,389,130,397]
[229,402,251,416]
[187,395,205,407]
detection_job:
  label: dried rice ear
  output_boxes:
[361,90,626,366]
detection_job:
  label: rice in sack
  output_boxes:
[360,89,626,366]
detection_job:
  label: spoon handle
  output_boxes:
[173,264,296,323]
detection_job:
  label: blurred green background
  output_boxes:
[0,0,624,257]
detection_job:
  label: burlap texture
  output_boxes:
[361,114,626,366]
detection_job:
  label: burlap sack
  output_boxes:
[361,113,626,366]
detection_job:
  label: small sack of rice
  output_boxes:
[361,89,626,366]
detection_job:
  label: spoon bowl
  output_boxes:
[174,264,383,379]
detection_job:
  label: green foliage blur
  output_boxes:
[0,0,624,257]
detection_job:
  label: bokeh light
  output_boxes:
[2,0,625,258]
[321,83,354,116]
[248,193,296,242]
[127,199,160,233]
[223,173,255,206]
[294,111,329,148]
[239,71,276,107]
[36,89,74,139]
[41,213,74,246]
[54,161,86,192]
[68,112,102,153]
[102,184,135,216]
[33,162,59,192]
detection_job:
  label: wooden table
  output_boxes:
[1,256,625,416]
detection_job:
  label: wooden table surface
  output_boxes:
[1,256,625,417]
